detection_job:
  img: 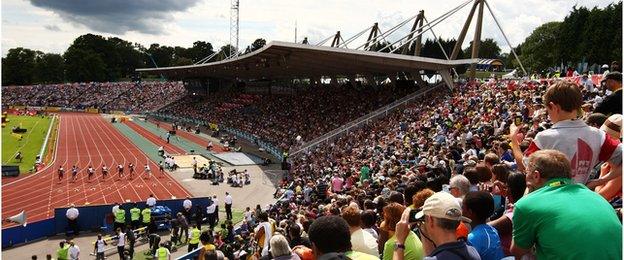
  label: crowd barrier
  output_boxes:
[2,197,212,249]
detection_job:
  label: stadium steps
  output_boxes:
[290,82,446,157]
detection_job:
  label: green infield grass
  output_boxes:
[2,114,53,173]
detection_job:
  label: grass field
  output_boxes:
[1,115,53,173]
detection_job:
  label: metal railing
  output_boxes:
[290,82,445,156]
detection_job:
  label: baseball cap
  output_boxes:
[600,114,622,139]
[415,192,471,223]
[602,71,622,82]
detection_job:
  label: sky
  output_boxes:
[1,0,618,57]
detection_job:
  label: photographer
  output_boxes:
[394,192,480,260]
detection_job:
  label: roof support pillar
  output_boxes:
[438,69,454,90]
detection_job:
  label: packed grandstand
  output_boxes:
[2,68,622,259]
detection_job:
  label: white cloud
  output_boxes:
[1,0,619,57]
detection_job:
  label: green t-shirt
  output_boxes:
[382,231,423,260]
[360,166,371,182]
[513,178,622,260]
[56,244,70,260]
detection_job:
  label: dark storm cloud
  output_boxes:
[30,0,202,35]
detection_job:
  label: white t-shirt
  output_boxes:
[244,211,253,222]
[350,229,379,257]
[147,197,156,207]
[524,119,622,184]
[96,239,106,252]
[224,195,233,205]
[117,232,126,247]
[69,245,80,260]
[66,208,79,220]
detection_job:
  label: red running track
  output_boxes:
[124,121,187,155]
[148,119,227,153]
[1,113,190,227]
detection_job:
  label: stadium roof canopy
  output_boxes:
[136,41,477,81]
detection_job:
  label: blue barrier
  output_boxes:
[53,197,212,235]
[2,197,212,249]
[2,218,55,248]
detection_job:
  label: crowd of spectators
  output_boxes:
[159,85,415,150]
[2,81,186,113]
[162,72,622,260]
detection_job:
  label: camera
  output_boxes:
[408,209,420,223]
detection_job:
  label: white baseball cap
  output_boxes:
[415,192,471,223]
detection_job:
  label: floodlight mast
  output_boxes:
[230,0,240,58]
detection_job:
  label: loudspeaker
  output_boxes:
[6,210,27,227]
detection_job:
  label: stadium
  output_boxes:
[1,0,623,259]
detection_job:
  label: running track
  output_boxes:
[1,113,190,227]
[147,119,227,153]
[124,120,187,155]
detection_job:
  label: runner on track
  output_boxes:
[128,162,135,180]
[144,164,152,179]
[87,166,95,181]
[117,164,124,180]
[58,166,65,182]
[71,165,78,182]
[102,165,109,180]
[159,161,165,176]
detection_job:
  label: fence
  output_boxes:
[290,83,444,156]
[2,197,212,249]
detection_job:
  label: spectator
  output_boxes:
[94,234,107,260]
[116,228,127,260]
[511,150,622,259]
[254,212,273,257]
[147,194,157,208]
[56,241,70,260]
[406,192,480,259]
[381,203,423,260]
[509,81,622,187]
[126,224,136,259]
[270,235,301,260]
[462,191,504,260]
[66,204,79,236]
[448,175,470,203]
[595,114,623,201]
[176,212,189,244]
[594,72,622,116]
[288,223,311,248]
[488,172,526,257]
[68,240,80,260]
[341,206,379,257]
[360,210,379,240]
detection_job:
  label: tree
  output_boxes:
[244,38,266,54]
[2,48,38,85]
[188,41,214,63]
[216,44,238,60]
[34,53,65,84]
[518,21,562,72]
[64,48,107,82]
[462,38,502,59]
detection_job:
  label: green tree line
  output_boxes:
[2,34,267,85]
[513,2,622,73]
